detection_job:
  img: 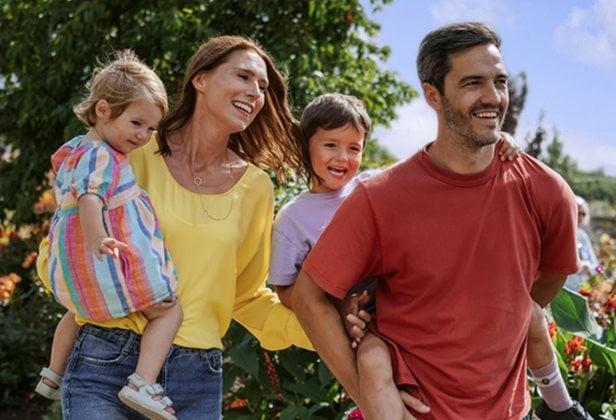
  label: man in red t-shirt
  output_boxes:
[293,22,580,419]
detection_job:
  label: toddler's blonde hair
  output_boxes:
[73,50,168,126]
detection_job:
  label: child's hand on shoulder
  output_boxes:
[498,132,522,161]
[90,236,128,261]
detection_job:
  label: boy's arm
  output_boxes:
[275,285,294,309]
[78,194,127,260]
[497,132,521,161]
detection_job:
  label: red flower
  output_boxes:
[227,399,247,409]
[548,322,558,339]
[347,407,364,420]
[564,336,586,356]
[570,356,592,374]
[579,289,592,298]
[603,294,616,312]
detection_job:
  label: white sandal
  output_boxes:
[117,373,176,420]
[34,367,63,400]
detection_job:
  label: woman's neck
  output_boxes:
[171,116,232,170]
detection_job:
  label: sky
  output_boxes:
[368,0,616,175]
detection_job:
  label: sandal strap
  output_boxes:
[125,372,173,407]
[149,383,164,396]
[127,372,147,389]
[40,367,64,385]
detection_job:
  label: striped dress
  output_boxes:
[48,135,177,321]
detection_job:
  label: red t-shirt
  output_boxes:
[303,147,579,419]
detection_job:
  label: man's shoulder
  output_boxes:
[510,153,571,196]
[361,152,423,192]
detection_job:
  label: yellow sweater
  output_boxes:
[37,139,311,351]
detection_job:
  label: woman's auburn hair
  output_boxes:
[157,36,301,181]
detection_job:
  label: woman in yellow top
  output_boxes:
[37,36,311,419]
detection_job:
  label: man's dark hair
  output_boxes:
[417,22,501,93]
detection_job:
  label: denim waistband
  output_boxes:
[80,324,221,356]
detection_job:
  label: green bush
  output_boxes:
[0,222,64,410]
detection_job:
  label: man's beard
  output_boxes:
[442,96,504,149]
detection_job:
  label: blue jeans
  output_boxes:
[62,324,223,419]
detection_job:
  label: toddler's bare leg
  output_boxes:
[45,312,79,387]
[138,300,183,385]
[357,333,406,420]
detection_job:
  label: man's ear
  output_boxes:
[192,72,207,93]
[94,99,111,121]
[423,82,443,112]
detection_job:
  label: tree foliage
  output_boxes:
[523,118,616,205]
[501,72,527,136]
[0,0,414,224]
[503,73,616,205]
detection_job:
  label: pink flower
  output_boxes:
[347,407,364,420]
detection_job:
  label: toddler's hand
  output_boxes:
[91,236,128,261]
[498,132,521,161]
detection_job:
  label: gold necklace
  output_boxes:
[189,149,234,221]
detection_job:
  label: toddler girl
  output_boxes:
[35,51,182,420]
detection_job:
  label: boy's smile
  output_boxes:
[308,125,364,193]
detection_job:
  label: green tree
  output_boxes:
[523,117,616,205]
[501,72,527,136]
[0,0,414,224]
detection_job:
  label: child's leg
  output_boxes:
[527,302,573,412]
[36,311,79,400]
[137,300,183,385]
[119,299,182,416]
[46,311,79,386]
[356,333,407,420]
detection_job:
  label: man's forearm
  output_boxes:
[293,270,360,402]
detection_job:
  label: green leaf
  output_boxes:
[586,338,616,376]
[550,288,601,338]
[317,360,333,387]
[280,405,308,420]
[227,337,259,378]
[284,378,329,403]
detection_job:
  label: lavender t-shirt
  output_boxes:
[268,170,379,286]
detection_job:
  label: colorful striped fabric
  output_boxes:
[49,135,177,321]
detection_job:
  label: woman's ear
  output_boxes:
[192,72,208,93]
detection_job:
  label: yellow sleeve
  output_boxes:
[232,180,313,351]
[36,236,52,290]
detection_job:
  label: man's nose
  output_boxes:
[481,82,501,104]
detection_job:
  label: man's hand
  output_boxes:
[336,290,372,348]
